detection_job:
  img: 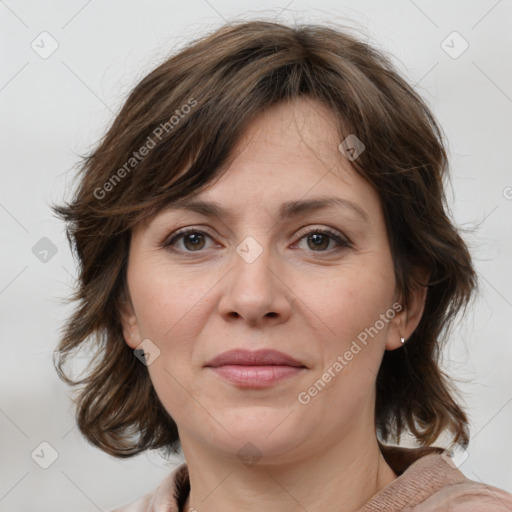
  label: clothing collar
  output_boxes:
[139,443,465,512]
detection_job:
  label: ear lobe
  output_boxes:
[386,269,430,351]
[119,299,142,349]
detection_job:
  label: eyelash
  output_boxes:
[162,227,352,255]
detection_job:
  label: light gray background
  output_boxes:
[1,1,511,510]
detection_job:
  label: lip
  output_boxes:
[204,349,307,389]
[204,349,306,368]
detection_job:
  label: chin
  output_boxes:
[203,421,306,463]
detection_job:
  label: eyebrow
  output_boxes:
[165,196,370,223]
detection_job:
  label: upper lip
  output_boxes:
[204,349,307,368]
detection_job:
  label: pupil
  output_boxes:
[186,233,203,249]
[309,233,328,250]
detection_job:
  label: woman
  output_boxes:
[53,20,512,511]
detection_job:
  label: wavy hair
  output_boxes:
[53,19,476,457]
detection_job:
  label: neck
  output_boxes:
[180,429,397,512]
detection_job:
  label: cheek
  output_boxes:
[306,262,395,343]
[127,260,217,410]
[295,274,395,417]
[128,257,217,341]
[302,255,396,403]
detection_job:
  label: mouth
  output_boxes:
[204,349,307,389]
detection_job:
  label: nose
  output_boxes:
[217,241,292,327]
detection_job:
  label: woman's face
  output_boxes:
[121,97,412,463]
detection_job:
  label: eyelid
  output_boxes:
[161,226,217,248]
[162,225,352,253]
[294,225,352,247]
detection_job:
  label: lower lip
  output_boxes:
[208,365,305,388]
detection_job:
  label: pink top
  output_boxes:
[112,443,512,511]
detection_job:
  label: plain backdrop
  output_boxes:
[1,1,511,510]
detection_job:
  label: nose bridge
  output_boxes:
[219,232,290,324]
[233,233,274,301]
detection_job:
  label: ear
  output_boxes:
[119,296,142,349]
[386,269,430,351]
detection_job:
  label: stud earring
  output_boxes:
[400,336,405,344]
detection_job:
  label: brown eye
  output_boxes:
[163,227,351,255]
[306,232,330,251]
[165,229,213,252]
[296,228,351,253]
[182,232,206,251]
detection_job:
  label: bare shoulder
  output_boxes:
[404,480,512,511]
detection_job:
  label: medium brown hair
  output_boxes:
[53,19,476,458]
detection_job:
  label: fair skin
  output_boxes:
[121,97,427,512]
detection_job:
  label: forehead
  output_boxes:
[232,97,347,169]
[139,97,382,229]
